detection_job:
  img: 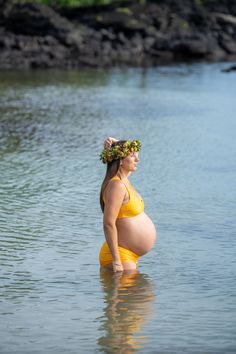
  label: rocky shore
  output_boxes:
[0,0,236,69]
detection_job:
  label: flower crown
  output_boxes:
[100,140,141,164]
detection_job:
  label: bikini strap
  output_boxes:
[111,176,131,200]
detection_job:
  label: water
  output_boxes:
[0,63,235,354]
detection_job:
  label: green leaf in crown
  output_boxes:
[99,140,141,164]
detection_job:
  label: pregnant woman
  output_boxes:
[99,137,157,272]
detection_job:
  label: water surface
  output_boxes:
[0,63,236,353]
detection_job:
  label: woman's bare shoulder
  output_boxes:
[104,178,126,199]
[107,178,126,191]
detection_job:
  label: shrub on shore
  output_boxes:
[36,0,112,7]
[3,0,219,9]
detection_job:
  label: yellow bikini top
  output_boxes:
[104,176,144,219]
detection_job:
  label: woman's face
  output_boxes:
[121,151,139,172]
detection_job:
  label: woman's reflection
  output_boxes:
[98,269,156,354]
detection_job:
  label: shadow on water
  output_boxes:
[98,269,156,354]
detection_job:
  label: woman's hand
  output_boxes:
[112,261,124,273]
[104,137,118,149]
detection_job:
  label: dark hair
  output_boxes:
[99,140,127,212]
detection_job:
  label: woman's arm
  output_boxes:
[103,180,126,272]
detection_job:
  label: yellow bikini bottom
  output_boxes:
[99,241,139,266]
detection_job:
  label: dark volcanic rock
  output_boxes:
[4,3,74,41]
[0,0,236,69]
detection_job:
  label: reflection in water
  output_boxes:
[98,269,156,354]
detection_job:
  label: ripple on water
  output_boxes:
[0,64,236,353]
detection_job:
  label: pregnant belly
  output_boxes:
[116,212,157,256]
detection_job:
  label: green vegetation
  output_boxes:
[116,7,132,15]
[9,0,215,8]
[96,14,103,21]
[195,0,202,5]
[6,0,116,7]
[194,0,208,5]
[14,0,147,9]
[38,0,112,7]
[180,20,189,29]
[127,19,139,28]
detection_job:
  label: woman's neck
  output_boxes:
[117,169,131,180]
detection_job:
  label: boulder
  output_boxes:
[4,2,74,42]
[170,33,212,58]
[219,33,236,54]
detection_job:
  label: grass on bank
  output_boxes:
[10,0,219,8]
[7,0,117,7]
[38,0,117,7]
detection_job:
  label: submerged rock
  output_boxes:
[222,64,236,72]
